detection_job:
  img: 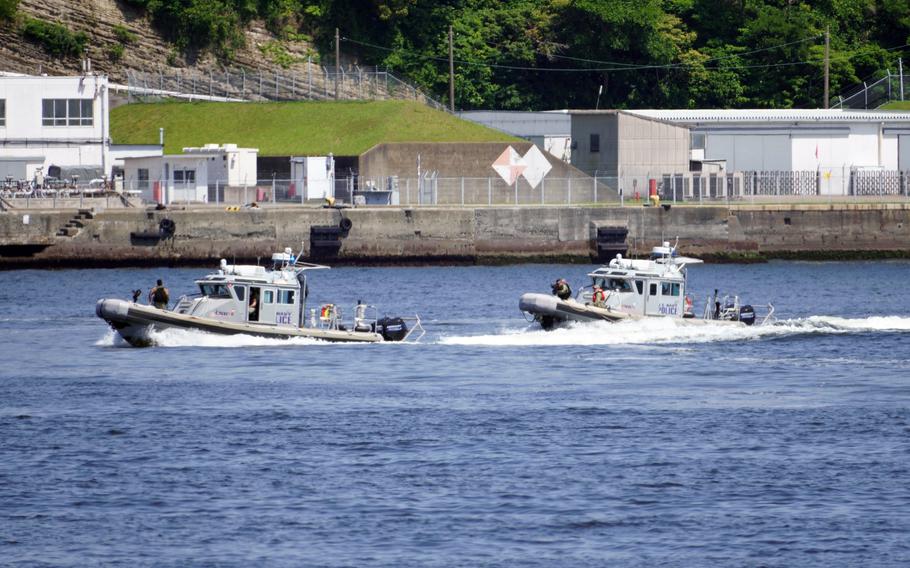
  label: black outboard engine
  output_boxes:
[377,317,409,341]
[738,305,756,326]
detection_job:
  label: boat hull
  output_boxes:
[519,293,743,330]
[96,299,384,346]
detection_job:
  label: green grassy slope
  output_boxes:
[880,101,910,110]
[110,100,518,155]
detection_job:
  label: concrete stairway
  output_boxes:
[56,208,95,238]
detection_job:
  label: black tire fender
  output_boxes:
[339,217,353,232]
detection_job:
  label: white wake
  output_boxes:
[438,315,910,347]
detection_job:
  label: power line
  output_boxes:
[342,35,910,74]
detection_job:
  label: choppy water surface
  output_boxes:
[2,260,909,567]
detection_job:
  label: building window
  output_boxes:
[590,133,600,153]
[691,132,706,150]
[137,168,149,191]
[42,98,93,126]
[174,169,196,184]
[0,99,5,127]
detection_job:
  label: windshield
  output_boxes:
[593,277,632,293]
[199,283,232,298]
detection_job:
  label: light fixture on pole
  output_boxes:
[595,84,603,110]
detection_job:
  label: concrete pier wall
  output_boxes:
[1,204,909,267]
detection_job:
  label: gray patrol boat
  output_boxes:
[519,241,774,330]
[96,248,423,346]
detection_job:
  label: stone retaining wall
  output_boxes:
[1,204,909,267]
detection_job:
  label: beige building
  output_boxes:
[568,110,691,178]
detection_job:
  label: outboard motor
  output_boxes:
[738,305,756,326]
[377,316,409,341]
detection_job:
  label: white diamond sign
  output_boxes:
[492,146,527,186]
[520,145,552,189]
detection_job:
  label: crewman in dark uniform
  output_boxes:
[551,278,572,300]
[149,279,170,309]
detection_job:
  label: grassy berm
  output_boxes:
[111,100,517,155]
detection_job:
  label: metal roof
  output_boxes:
[625,109,910,124]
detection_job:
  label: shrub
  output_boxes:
[108,43,125,61]
[0,0,18,21]
[22,17,88,58]
[113,24,137,44]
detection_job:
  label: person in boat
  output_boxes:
[591,285,607,307]
[148,279,170,309]
[248,292,259,321]
[551,278,572,300]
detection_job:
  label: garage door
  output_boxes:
[900,135,910,171]
[0,160,28,180]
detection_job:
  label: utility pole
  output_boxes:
[335,27,340,100]
[823,26,830,109]
[448,25,455,113]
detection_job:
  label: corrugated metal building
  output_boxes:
[627,109,910,173]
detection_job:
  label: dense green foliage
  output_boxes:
[0,0,18,21]
[109,100,517,154]
[124,0,910,110]
[21,17,88,58]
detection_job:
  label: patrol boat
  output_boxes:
[519,241,774,330]
[96,248,424,346]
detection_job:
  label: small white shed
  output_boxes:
[122,153,214,203]
[290,155,335,200]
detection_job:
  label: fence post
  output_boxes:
[406,178,410,205]
[308,57,312,96]
[259,70,263,97]
[272,176,276,203]
[488,177,492,206]
[215,180,220,204]
[567,178,572,205]
[275,71,280,98]
[514,180,518,205]
[593,176,597,204]
[460,177,464,206]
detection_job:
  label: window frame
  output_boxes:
[0,99,5,127]
[590,133,600,153]
[42,98,94,127]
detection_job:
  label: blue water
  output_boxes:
[2,261,910,566]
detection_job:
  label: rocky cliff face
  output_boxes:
[0,0,317,83]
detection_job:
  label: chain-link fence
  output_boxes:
[122,66,447,111]
[104,171,910,208]
[831,66,908,109]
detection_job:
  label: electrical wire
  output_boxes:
[342,35,909,74]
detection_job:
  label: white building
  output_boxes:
[183,143,258,186]
[290,155,335,201]
[0,72,110,181]
[121,144,258,204]
[626,109,910,173]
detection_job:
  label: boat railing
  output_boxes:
[755,303,776,326]
[399,315,426,343]
[173,294,202,314]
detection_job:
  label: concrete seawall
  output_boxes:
[1,204,909,268]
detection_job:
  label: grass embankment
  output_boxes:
[881,101,910,111]
[110,100,518,155]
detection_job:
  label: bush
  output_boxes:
[108,43,125,61]
[113,24,137,44]
[22,17,88,58]
[0,0,18,21]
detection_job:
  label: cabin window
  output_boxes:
[234,285,246,301]
[200,283,231,298]
[278,289,295,304]
[649,283,657,296]
[607,278,631,292]
[263,289,275,304]
[661,282,681,296]
[635,280,644,294]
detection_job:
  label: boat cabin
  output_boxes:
[581,248,695,318]
[174,250,313,328]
